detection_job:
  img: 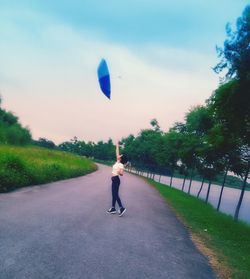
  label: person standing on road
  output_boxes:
[107,141,127,217]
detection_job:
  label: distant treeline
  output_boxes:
[32,137,116,161]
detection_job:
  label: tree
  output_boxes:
[204,122,244,210]
[212,5,250,143]
[214,5,250,81]
[33,138,56,149]
[208,80,249,144]
[150,118,161,132]
[197,142,224,203]
[185,106,214,135]
[121,121,163,173]
[181,106,214,194]
[135,129,162,170]
[179,164,189,191]
[234,146,250,220]
[212,5,250,219]
[0,100,32,145]
[160,129,183,186]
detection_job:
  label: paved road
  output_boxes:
[0,164,216,279]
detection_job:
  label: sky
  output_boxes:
[0,0,249,144]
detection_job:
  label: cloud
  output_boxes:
[0,7,220,143]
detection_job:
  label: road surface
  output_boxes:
[0,164,216,279]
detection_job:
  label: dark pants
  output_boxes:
[111,176,123,208]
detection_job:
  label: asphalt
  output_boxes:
[0,164,217,279]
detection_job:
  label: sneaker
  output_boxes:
[107,207,116,214]
[118,207,126,217]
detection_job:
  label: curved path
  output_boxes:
[0,164,216,279]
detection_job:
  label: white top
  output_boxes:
[112,161,124,176]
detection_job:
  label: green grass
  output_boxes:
[0,145,97,192]
[147,179,250,279]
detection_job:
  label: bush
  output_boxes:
[0,153,31,192]
[0,107,32,145]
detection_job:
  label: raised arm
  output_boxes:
[116,141,120,160]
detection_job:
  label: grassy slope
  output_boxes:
[147,179,250,279]
[0,145,97,192]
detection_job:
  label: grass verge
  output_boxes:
[146,178,250,279]
[0,145,97,193]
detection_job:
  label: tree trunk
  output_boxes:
[216,168,228,211]
[170,173,173,187]
[234,161,250,221]
[188,168,194,194]
[197,177,205,198]
[181,175,186,191]
[205,180,212,203]
[159,175,161,183]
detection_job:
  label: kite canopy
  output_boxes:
[97,59,111,99]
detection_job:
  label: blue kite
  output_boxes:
[97,59,111,100]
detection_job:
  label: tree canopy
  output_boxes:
[0,99,32,145]
[214,5,250,81]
